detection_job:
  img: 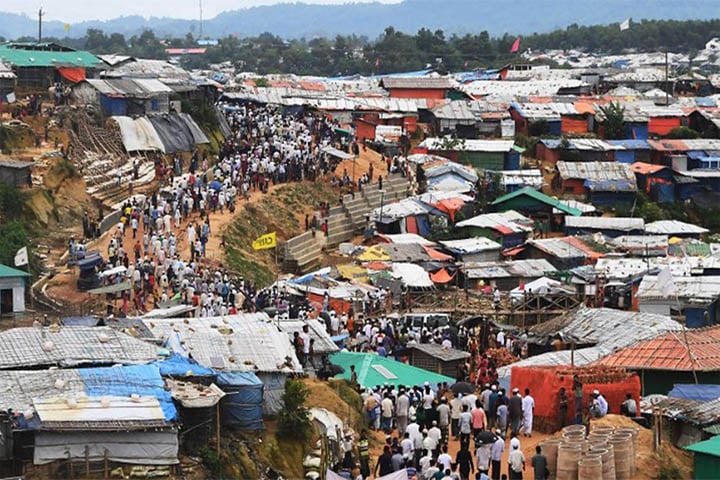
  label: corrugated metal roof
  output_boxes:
[419,138,515,152]
[527,237,601,259]
[464,258,556,279]
[144,313,302,373]
[596,326,720,372]
[407,343,470,362]
[0,326,158,369]
[0,44,103,68]
[498,169,543,188]
[637,275,720,302]
[513,101,579,120]
[491,187,582,216]
[456,210,534,233]
[541,139,619,151]
[380,76,454,90]
[430,100,482,121]
[86,78,173,97]
[645,220,709,236]
[0,263,30,278]
[554,199,596,214]
[440,237,502,254]
[565,216,644,232]
[496,307,682,377]
[276,319,339,355]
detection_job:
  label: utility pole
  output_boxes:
[665,50,670,106]
[38,7,44,43]
[199,0,203,40]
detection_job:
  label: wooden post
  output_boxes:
[103,449,108,479]
[85,445,90,478]
[68,450,73,479]
[216,402,221,456]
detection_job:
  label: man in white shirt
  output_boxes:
[496,329,505,348]
[450,394,463,440]
[436,397,451,441]
[400,432,414,461]
[522,388,535,437]
[396,388,410,436]
[428,420,442,447]
[437,445,453,472]
[508,444,525,479]
[299,325,311,367]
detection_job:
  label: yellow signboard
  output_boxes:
[252,232,277,250]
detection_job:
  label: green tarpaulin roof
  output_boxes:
[0,264,30,278]
[685,434,720,457]
[491,187,582,216]
[0,45,104,68]
[330,351,455,389]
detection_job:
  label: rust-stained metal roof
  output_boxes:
[596,326,720,372]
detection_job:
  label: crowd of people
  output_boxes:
[85,103,354,315]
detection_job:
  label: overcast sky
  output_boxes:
[3,0,401,22]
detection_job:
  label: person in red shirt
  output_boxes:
[471,400,487,440]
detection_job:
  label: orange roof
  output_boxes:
[363,262,391,271]
[297,81,326,92]
[565,236,604,260]
[423,246,453,262]
[631,162,668,175]
[574,102,596,115]
[595,327,720,372]
[430,268,455,284]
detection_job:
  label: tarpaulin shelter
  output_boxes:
[511,365,640,432]
[143,313,302,415]
[156,353,214,377]
[330,352,454,390]
[430,268,455,284]
[0,364,179,468]
[216,372,264,430]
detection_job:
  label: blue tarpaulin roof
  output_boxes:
[79,364,176,421]
[156,353,214,377]
[687,151,709,160]
[669,384,720,402]
[216,371,263,387]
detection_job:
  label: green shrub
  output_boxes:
[278,379,312,440]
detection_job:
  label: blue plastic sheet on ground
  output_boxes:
[79,364,176,421]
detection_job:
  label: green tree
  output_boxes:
[599,102,626,140]
[666,126,699,139]
[278,379,312,440]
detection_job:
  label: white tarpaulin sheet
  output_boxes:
[113,116,165,153]
[100,265,127,278]
[392,263,434,288]
[34,430,179,465]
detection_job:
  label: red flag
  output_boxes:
[375,57,380,68]
[510,37,521,53]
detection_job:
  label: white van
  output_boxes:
[401,312,451,334]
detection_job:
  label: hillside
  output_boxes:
[1,0,719,40]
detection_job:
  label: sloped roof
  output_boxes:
[0,44,103,68]
[685,432,720,456]
[631,162,668,175]
[0,326,159,369]
[527,236,604,260]
[0,364,175,429]
[380,76,454,90]
[491,187,582,216]
[645,220,708,236]
[498,307,681,377]
[565,216,644,232]
[456,210,534,233]
[144,313,302,373]
[419,138,515,152]
[0,263,30,278]
[330,351,454,389]
[463,259,556,279]
[276,319,339,355]
[85,78,173,97]
[596,326,720,372]
[637,275,720,302]
[557,161,637,186]
[440,237,502,254]
[407,343,470,362]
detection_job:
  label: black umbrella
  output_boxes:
[450,381,475,395]
[475,430,497,445]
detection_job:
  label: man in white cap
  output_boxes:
[590,389,608,418]
[508,388,523,437]
[490,429,505,480]
[521,387,535,437]
[508,442,525,480]
[428,420,442,447]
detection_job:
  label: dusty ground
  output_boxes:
[366,411,692,480]
[334,147,387,183]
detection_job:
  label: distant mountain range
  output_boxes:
[0,0,718,41]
